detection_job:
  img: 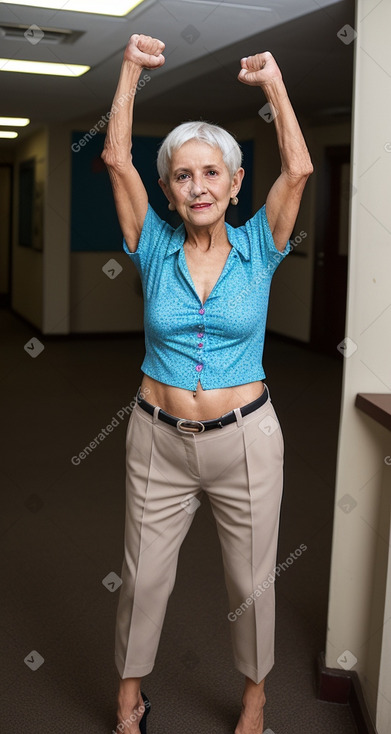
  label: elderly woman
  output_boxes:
[102,33,312,734]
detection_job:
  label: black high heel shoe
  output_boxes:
[139,691,151,734]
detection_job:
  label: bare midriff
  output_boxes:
[139,374,265,421]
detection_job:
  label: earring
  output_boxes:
[230,196,239,206]
[168,202,175,211]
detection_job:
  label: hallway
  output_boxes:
[0,308,358,733]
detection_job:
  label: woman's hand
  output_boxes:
[124,33,165,69]
[237,51,282,87]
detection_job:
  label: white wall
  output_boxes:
[325,1,391,730]
[10,126,71,334]
[0,165,11,296]
[68,118,172,334]
[69,250,144,333]
[43,126,71,334]
[12,129,46,329]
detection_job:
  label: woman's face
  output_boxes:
[159,140,244,228]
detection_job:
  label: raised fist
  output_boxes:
[124,33,165,69]
[237,51,282,87]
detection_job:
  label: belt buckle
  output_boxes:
[176,418,205,433]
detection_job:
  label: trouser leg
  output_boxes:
[115,404,202,679]
[201,397,284,684]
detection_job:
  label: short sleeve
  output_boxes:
[244,204,291,276]
[123,203,173,277]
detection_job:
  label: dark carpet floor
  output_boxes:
[0,307,358,733]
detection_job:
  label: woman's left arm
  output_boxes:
[238,52,313,252]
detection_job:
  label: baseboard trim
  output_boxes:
[316,653,377,734]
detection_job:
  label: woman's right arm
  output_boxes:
[101,34,165,253]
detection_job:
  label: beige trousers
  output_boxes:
[115,384,284,684]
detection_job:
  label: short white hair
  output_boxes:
[156,121,243,183]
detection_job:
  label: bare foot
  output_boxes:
[116,687,145,733]
[234,693,266,734]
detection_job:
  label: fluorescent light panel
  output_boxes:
[0,131,18,138]
[1,0,146,16]
[0,58,90,76]
[0,116,30,126]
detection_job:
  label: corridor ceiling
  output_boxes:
[0,0,354,143]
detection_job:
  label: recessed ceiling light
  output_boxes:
[0,116,30,126]
[0,59,90,76]
[0,131,18,139]
[1,0,146,16]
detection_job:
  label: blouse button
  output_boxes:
[198,308,205,315]
[198,342,203,348]
[195,364,203,372]
[197,332,204,338]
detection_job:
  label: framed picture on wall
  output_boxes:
[18,157,43,251]
[32,180,44,251]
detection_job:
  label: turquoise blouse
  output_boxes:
[123,203,290,391]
